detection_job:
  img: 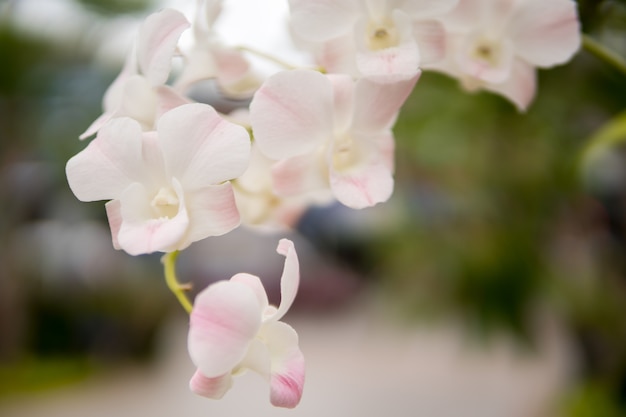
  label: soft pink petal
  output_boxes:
[356,42,420,83]
[397,0,459,19]
[288,0,358,41]
[272,154,329,197]
[330,159,394,209]
[189,369,233,399]
[188,280,263,378]
[137,8,190,85]
[230,273,270,313]
[328,74,355,133]
[79,112,113,140]
[157,103,251,189]
[261,321,305,409]
[182,183,241,246]
[412,20,446,65]
[268,239,300,322]
[154,85,192,120]
[116,75,158,129]
[250,70,334,160]
[104,200,122,250]
[351,75,419,133]
[66,118,144,202]
[510,0,581,67]
[116,179,190,255]
[485,58,537,111]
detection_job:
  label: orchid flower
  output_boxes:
[80,8,191,139]
[426,0,581,111]
[66,103,250,255]
[249,69,418,209]
[188,238,304,408]
[288,0,458,82]
[175,0,261,97]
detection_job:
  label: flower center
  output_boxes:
[332,134,358,171]
[366,21,398,51]
[151,187,180,219]
[471,39,500,67]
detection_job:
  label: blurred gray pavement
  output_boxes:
[0,295,575,417]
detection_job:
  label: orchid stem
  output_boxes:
[236,45,300,70]
[582,34,626,77]
[162,251,193,314]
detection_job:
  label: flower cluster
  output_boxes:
[65,0,581,409]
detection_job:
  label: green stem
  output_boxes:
[236,45,325,73]
[582,34,626,76]
[162,251,193,314]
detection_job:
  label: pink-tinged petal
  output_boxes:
[330,160,394,209]
[288,0,358,42]
[356,41,420,83]
[412,20,446,65]
[66,118,144,202]
[116,178,190,255]
[397,0,459,19]
[189,369,233,399]
[509,0,580,67]
[105,200,122,250]
[486,58,537,111]
[79,112,113,140]
[157,103,251,189]
[351,75,419,133]
[154,85,192,120]
[316,35,359,76]
[230,273,270,313]
[251,70,334,160]
[182,183,241,245]
[261,321,305,409]
[116,75,158,129]
[328,74,355,134]
[137,8,190,85]
[268,239,300,322]
[188,280,263,378]
[272,154,329,197]
[214,48,252,86]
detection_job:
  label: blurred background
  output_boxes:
[0,0,626,416]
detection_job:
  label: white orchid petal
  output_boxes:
[157,103,251,189]
[137,8,190,85]
[510,0,581,67]
[230,273,270,313]
[116,178,189,255]
[330,158,394,209]
[351,75,419,133]
[288,0,358,41]
[272,155,330,197]
[267,239,299,322]
[412,20,447,65]
[182,183,241,245]
[486,58,537,112]
[250,70,334,160]
[261,321,305,409]
[188,280,263,378]
[398,0,459,19]
[66,118,144,202]
[104,200,122,250]
[189,369,233,399]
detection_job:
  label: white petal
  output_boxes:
[398,0,459,19]
[137,8,190,85]
[116,179,190,255]
[250,70,334,160]
[272,154,329,197]
[330,153,394,209]
[412,20,446,65]
[66,118,144,202]
[261,321,305,409]
[104,200,122,250]
[509,0,581,67]
[288,0,358,41]
[266,239,300,322]
[230,273,270,314]
[188,280,263,378]
[182,183,241,246]
[157,103,251,189]
[189,369,233,399]
[351,75,419,133]
[485,58,537,111]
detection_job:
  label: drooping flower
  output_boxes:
[288,0,458,82]
[188,238,304,408]
[249,69,419,209]
[175,0,261,97]
[80,8,191,139]
[426,0,581,110]
[66,103,250,255]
